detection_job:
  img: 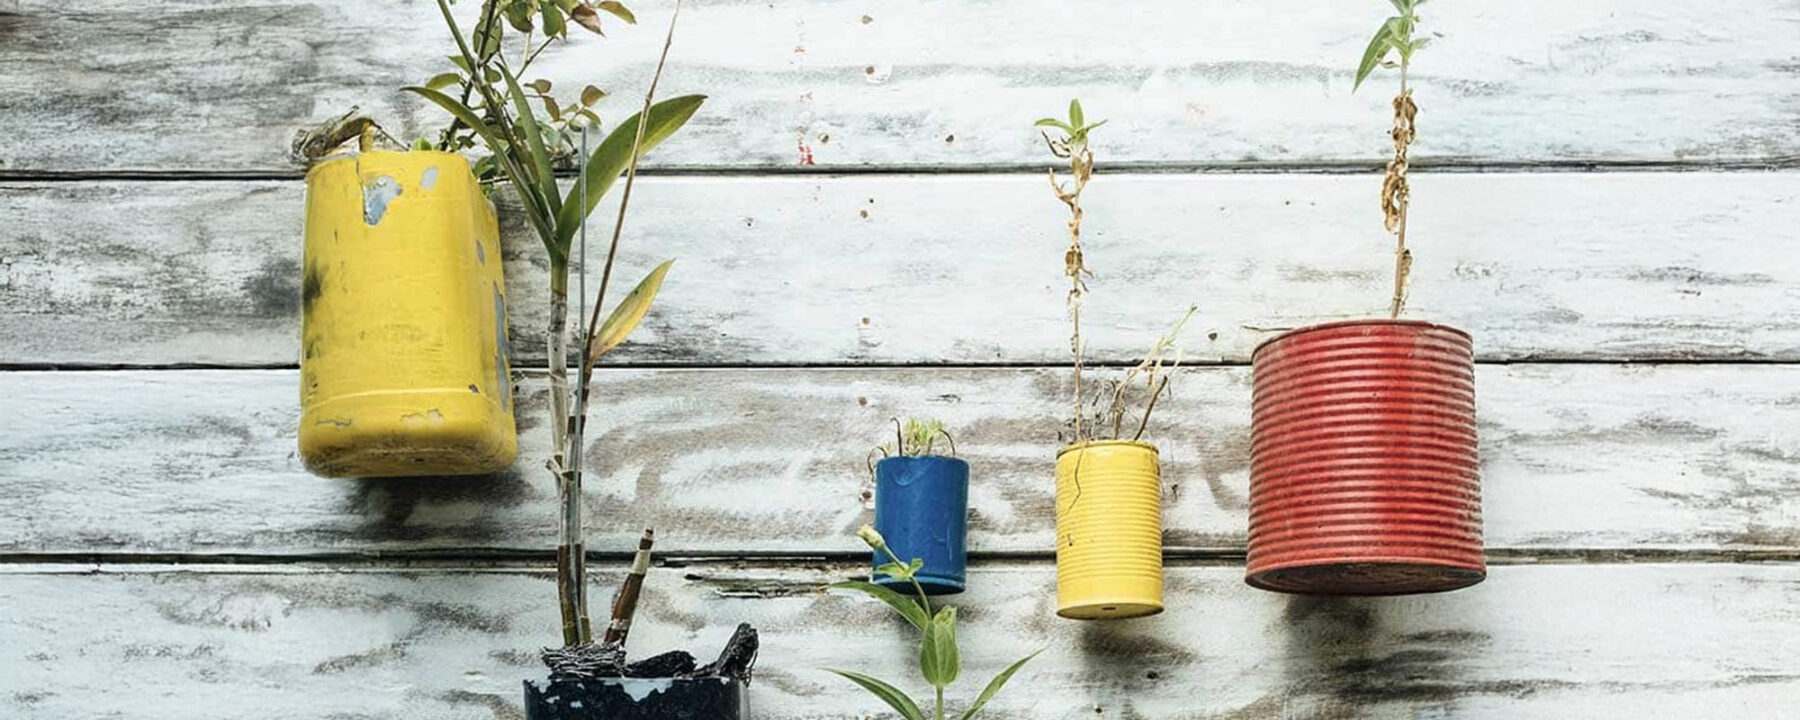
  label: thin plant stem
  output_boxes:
[936,686,945,720]
[560,0,684,647]
[1388,60,1412,319]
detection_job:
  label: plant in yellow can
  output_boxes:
[1034,102,1197,620]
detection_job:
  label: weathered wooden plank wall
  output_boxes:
[1,0,1797,717]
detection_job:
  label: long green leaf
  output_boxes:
[1067,98,1084,129]
[955,651,1041,720]
[919,606,960,688]
[554,94,706,249]
[498,62,561,215]
[404,85,559,263]
[588,259,673,362]
[1353,20,1396,91]
[825,669,927,720]
[829,580,928,630]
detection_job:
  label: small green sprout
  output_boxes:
[828,526,1039,720]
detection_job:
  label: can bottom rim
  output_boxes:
[1056,599,1164,621]
[1247,560,1485,596]
[873,574,966,596]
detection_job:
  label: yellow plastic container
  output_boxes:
[298,150,517,478]
[1053,440,1164,619]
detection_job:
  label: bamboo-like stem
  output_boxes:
[546,280,586,647]
[602,528,655,646]
[560,0,683,648]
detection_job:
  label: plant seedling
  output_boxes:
[829,526,1039,720]
[1354,0,1428,317]
[1035,101,1197,445]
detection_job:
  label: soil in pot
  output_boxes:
[873,455,970,595]
[1054,440,1164,619]
[527,624,758,720]
[524,677,747,720]
[1245,319,1484,595]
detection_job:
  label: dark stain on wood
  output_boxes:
[244,256,301,318]
[313,641,407,674]
[345,468,537,542]
[439,689,525,720]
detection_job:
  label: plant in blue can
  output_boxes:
[828,526,1039,720]
[868,418,970,595]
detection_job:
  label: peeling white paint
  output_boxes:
[361,175,402,225]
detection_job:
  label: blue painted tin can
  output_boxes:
[873,456,970,595]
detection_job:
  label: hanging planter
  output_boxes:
[1245,0,1483,595]
[1245,320,1483,595]
[868,418,968,595]
[298,148,517,478]
[1054,440,1163,619]
[1033,100,1197,621]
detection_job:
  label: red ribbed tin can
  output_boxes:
[1245,319,1484,595]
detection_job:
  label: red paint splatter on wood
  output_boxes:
[797,139,815,166]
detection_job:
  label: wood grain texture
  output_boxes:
[4,562,1799,719]
[5,171,1798,367]
[2,0,1798,172]
[5,364,1799,556]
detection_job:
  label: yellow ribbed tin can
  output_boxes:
[298,150,517,478]
[1054,440,1164,619]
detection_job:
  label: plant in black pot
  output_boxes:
[380,0,759,714]
[868,418,969,595]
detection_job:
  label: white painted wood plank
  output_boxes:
[4,172,1797,367]
[2,1,1797,172]
[4,563,1798,718]
[3,364,1797,556]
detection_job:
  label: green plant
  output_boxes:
[878,417,957,457]
[407,0,704,650]
[1035,101,1195,445]
[829,526,1038,720]
[1354,0,1427,318]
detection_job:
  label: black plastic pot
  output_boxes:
[523,677,747,720]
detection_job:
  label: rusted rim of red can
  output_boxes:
[1246,561,1486,596]
[1251,318,1473,361]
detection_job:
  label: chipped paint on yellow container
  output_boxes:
[1053,440,1164,620]
[298,150,517,478]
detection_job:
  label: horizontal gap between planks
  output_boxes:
[3,156,1799,183]
[4,357,1800,373]
[3,548,1799,571]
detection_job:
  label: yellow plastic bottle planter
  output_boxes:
[298,150,517,477]
[1053,440,1164,619]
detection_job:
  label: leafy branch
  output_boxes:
[1354,0,1427,318]
[829,526,1039,720]
[407,0,703,649]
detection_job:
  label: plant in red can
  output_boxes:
[1244,0,1485,596]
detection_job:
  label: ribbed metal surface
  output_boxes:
[1246,320,1485,595]
[1054,441,1164,619]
